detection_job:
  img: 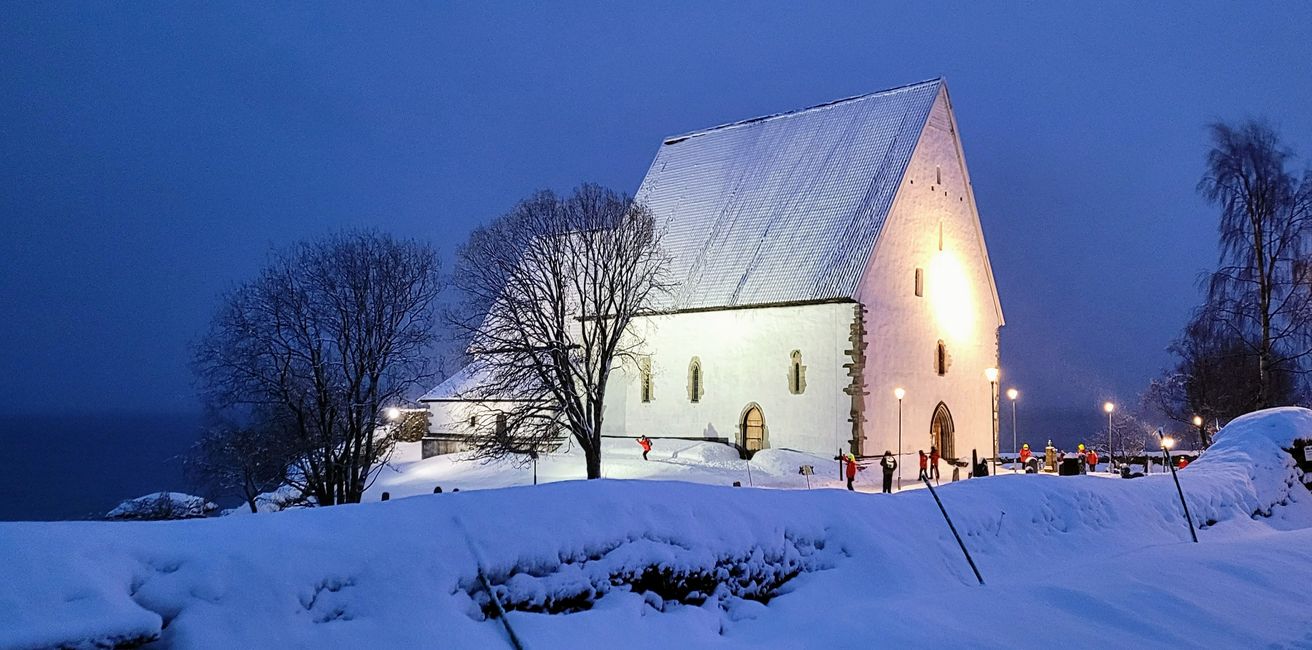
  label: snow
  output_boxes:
[105,492,218,520]
[2,408,1311,649]
[366,438,882,497]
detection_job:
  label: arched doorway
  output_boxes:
[930,402,955,460]
[741,404,766,453]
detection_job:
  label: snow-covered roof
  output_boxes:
[637,78,943,311]
[419,364,486,401]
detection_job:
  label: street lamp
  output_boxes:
[985,368,999,475]
[1006,388,1019,463]
[1192,415,1210,448]
[385,407,402,421]
[894,387,905,491]
[1103,401,1115,471]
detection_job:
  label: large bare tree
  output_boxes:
[194,231,443,505]
[1199,120,1312,408]
[450,184,669,479]
[1147,311,1301,438]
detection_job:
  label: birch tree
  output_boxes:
[1199,120,1312,408]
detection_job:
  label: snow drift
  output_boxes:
[2,408,1311,649]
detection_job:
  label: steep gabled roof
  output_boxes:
[636,78,943,311]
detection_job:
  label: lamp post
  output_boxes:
[1103,401,1115,471]
[1192,415,1210,448]
[1006,388,1019,468]
[985,368,999,475]
[895,387,905,491]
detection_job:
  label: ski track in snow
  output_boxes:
[1,408,1311,649]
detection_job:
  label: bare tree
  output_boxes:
[1147,311,1302,437]
[450,184,669,479]
[194,231,443,505]
[1199,120,1312,408]
[184,410,296,513]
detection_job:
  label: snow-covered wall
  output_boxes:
[603,302,853,456]
[856,86,1004,462]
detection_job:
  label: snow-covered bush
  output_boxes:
[105,492,217,521]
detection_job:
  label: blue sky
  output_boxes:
[2,2,1310,432]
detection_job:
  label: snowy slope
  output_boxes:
[1,409,1310,649]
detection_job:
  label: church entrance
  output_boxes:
[741,404,766,453]
[931,402,955,461]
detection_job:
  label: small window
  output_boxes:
[688,357,704,403]
[789,350,807,394]
[914,268,924,297]
[936,341,947,376]
[936,165,942,185]
[495,412,507,436]
[469,415,477,428]
[938,222,944,251]
[640,357,653,403]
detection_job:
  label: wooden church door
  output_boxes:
[743,406,765,452]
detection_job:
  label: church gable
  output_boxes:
[635,79,944,311]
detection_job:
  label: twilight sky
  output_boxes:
[2,2,1311,427]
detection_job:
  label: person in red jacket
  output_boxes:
[1019,443,1032,465]
[637,435,652,461]
[1177,456,1190,470]
[1086,448,1099,473]
[929,446,941,482]
[917,450,929,481]
[845,454,859,491]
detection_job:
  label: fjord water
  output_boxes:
[0,412,201,520]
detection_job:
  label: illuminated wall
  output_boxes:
[855,86,1004,466]
[603,302,855,456]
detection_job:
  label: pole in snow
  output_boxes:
[895,388,905,491]
[1156,428,1198,544]
[923,476,985,585]
[455,517,527,650]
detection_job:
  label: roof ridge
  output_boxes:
[662,77,944,145]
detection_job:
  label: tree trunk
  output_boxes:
[585,444,602,479]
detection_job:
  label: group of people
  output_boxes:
[847,447,947,494]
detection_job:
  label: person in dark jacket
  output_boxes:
[880,450,898,493]
[845,454,859,491]
[917,450,929,481]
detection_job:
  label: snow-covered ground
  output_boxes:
[366,437,884,499]
[3,409,1311,649]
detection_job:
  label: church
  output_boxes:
[422,78,1004,465]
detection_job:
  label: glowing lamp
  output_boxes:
[1162,436,1176,450]
[984,367,999,383]
[385,407,402,421]
[1192,415,1203,427]
[1103,401,1115,414]
[1006,388,1018,401]
[894,387,906,400]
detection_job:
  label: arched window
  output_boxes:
[688,357,703,403]
[639,357,653,403]
[789,350,806,394]
[936,341,948,376]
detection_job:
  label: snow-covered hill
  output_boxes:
[2,409,1311,649]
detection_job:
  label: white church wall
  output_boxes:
[602,302,854,457]
[856,88,1004,467]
